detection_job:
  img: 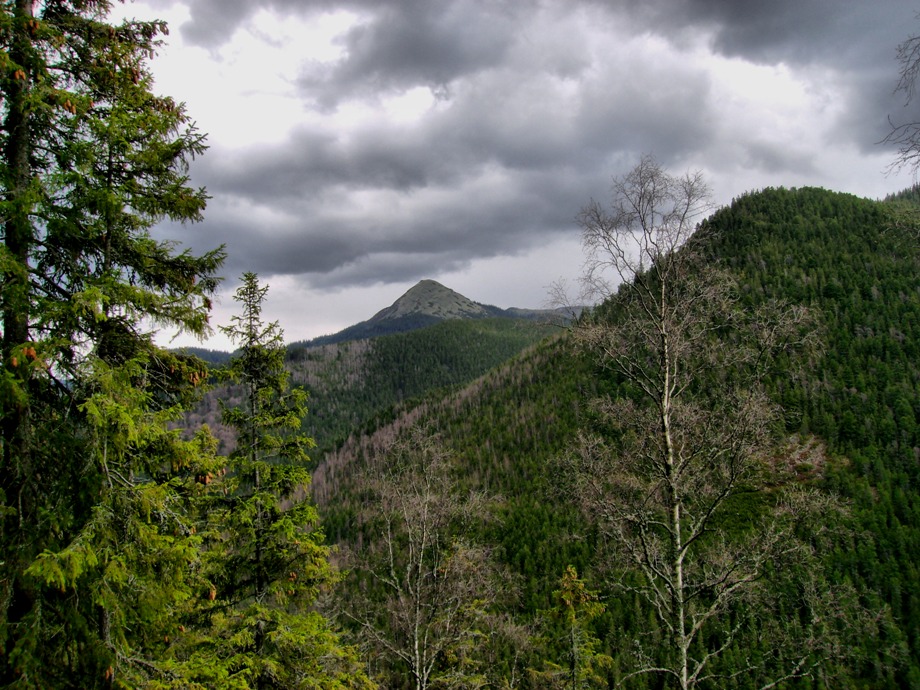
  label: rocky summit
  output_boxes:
[367,279,497,322]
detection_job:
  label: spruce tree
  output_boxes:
[166,273,371,688]
[533,566,611,690]
[0,2,225,686]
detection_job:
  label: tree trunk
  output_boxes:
[1,1,36,677]
[1,0,34,477]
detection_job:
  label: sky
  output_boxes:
[108,0,920,350]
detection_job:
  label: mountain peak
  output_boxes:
[295,279,558,347]
[374,280,493,321]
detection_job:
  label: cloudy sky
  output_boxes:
[110,0,919,349]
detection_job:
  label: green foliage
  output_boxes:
[567,160,858,689]
[0,2,224,685]
[186,317,554,460]
[317,332,596,611]
[165,273,371,688]
[288,317,557,456]
[532,567,612,690]
[7,351,222,688]
[700,187,920,686]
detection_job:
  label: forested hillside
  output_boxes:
[184,317,555,456]
[317,186,920,688]
[291,317,557,455]
[703,187,920,685]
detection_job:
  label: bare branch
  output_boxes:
[339,425,507,689]
[885,28,920,172]
[566,157,864,689]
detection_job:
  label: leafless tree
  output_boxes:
[340,425,507,690]
[885,28,920,173]
[567,156,868,689]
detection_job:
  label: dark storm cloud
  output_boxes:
[609,0,917,155]
[181,9,717,289]
[197,124,472,202]
[189,161,596,286]
[175,0,918,147]
[164,0,920,294]
[170,106,608,289]
[299,1,522,106]
[627,0,913,67]
[178,0,917,71]
[179,0,527,60]
[179,0,530,111]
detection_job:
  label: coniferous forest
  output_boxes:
[3,3,920,690]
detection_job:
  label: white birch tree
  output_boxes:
[567,155,867,689]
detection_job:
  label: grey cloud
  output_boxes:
[305,251,476,290]
[163,0,919,297]
[610,0,918,146]
[168,6,739,293]
[198,10,714,208]
[620,0,919,171]
[625,0,914,69]
[178,0,915,73]
[155,206,364,278]
[178,145,597,291]
[177,0,294,47]
[299,0,523,106]
[737,140,817,176]
[837,70,910,155]
[196,128,457,201]
[179,0,525,54]
[178,1,257,46]
[572,60,715,165]
[177,0,918,153]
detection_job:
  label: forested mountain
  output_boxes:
[14,4,918,688]
[316,186,920,688]
[172,345,234,366]
[185,311,556,456]
[293,278,564,346]
[291,316,556,455]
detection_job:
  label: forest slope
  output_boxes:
[185,316,555,456]
[317,186,920,687]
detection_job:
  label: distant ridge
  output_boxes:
[297,279,560,346]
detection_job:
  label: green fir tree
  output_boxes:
[533,566,612,690]
[0,1,225,686]
[164,273,371,689]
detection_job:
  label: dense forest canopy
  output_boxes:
[0,3,363,687]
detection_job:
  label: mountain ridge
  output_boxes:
[368,279,497,321]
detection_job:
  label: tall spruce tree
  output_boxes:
[0,1,225,686]
[165,273,371,689]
